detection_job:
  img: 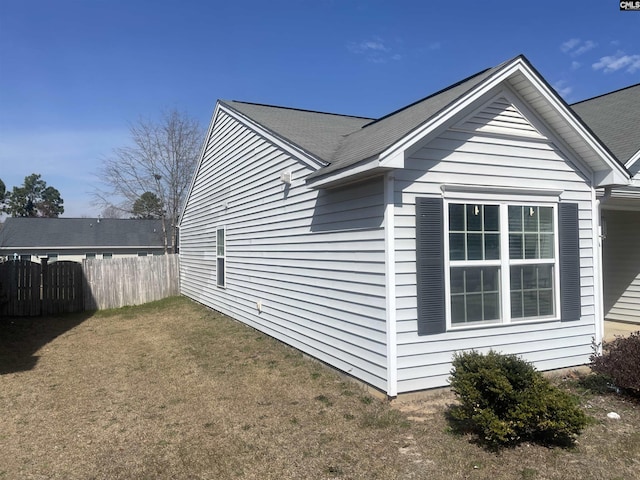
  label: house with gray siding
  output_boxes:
[179,55,633,396]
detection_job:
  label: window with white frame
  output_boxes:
[446,202,558,326]
[216,227,225,288]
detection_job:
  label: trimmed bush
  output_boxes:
[449,350,588,449]
[590,331,640,394]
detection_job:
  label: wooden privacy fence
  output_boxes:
[83,254,179,310]
[0,260,83,316]
[0,255,179,317]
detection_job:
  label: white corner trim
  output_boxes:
[593,189,604,347]
[384,172,398,398]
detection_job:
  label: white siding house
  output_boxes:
[571,84,640,325]
[180,55,632,396]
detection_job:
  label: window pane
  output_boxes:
[467,233,483,260]
[539,290,554,316]
[484,205,499,231]
[539,233,554,259]
[537,265,553,288]
[509,234,523,259]
[509,206,522,232]
[449,204,465,231]
[485,233,500,260]
[523,266,537,289]
[466,268,482,293]
[467,205,482,231]
[524,234,538,259]
[483,292,500,321]
[450,268,465,294]
[217,229,225,256]
[466,294,483,322]
[511,291,523,318]
[510,265,555,320]
[523,291,539,317]
[450,267,501,324]
[217,257,225,287]
[524,207,538,232]
[482,267,499,291]
[539,207,553,232]
[449,233,465,260]
[451,295,465,324]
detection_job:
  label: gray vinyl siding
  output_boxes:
[602,210,640,324]
[180,108,388,391]
[393,100,598,392]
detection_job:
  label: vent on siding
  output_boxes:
[454,97,545,139]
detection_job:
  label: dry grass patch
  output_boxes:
[1,296,639,479]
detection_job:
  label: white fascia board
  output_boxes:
[625,149,640,175]
[220,104,326,171]
[305,156,385,189]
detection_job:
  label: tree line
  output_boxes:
[0,174,64,217]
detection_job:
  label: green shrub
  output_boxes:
[449,350,588,449]
[590,331,640,394]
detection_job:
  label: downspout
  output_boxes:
[593,186,612,352]
[384,172,398,398]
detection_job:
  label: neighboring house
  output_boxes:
[179,55,632,396]
[0,217,169,263]
[571,84,640,325]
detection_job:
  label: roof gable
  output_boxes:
[192,55,630,191]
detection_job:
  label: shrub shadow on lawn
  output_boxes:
[0,312,94,374]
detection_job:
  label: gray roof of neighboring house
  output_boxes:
[571,83,640,164]
[221,60,505,179]
[0,217,168,249]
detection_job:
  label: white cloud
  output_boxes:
[592,51,640,73]
[561,38,581,53]
[561,38,597,56]
[571,61,581,70]
[553,80,572,98]
[347,37,402,63]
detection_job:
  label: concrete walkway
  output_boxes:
[604,320,640,342]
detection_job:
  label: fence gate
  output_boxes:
[0,260,42,316]
[0,260,84,317]
[42,261,84,315]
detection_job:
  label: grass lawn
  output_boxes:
[1,296,638,479]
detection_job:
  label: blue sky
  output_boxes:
[1,0,639,217]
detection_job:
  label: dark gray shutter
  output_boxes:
[416,197,446,335]
[559,202,581,321]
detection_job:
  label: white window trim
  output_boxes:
[442,190,562,330]
[216,226,226,288]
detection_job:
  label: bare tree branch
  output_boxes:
[93,108,203,252]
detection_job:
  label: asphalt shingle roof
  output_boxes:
[222,61,506,179]
[571,84,640,164]
[221,101,373,163]
[0,218,167,249]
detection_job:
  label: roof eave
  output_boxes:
[306,55,632,190]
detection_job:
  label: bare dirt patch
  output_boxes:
[1,296,638,479]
